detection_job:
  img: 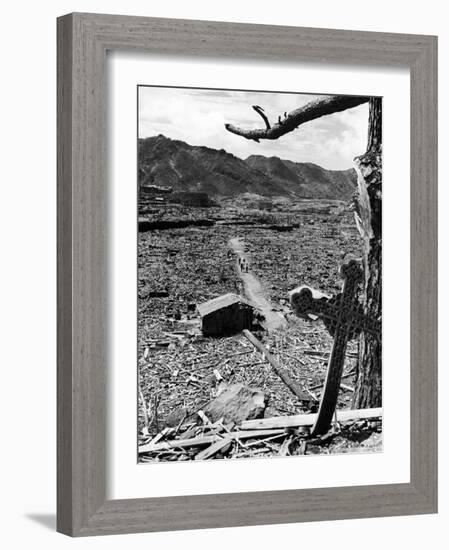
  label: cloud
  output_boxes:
[138,86,370,170]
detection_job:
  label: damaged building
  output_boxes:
[197,293,255,336]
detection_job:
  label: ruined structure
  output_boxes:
[197,293,254,336]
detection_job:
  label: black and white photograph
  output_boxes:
[1,1,441,544]
[137,86,382,463]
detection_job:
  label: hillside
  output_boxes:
[138,134,357,200]
[245,155,357,200]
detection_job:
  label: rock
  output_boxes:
[264,406,281,418]
[165,407,189,427]
[202,384,267,425]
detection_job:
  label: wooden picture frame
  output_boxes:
[57,12,438,536]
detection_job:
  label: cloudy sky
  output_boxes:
[138,86,369,170]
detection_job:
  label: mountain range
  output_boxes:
[138,134,357,200]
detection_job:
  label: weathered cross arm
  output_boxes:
[308,260,364,435]
[290,286,381,339]
[289,260,375,435]
[225,96,370,142]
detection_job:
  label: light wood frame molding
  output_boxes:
[57,12,438,536]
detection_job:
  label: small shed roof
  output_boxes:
[197,293,253,317]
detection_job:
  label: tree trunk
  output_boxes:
[352,98,382,408]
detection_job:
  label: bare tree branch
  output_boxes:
[225,95,370,142]
[252,105,271,130]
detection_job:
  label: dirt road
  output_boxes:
[229,237,287,331]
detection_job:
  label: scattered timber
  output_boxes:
[139,428,286,454]
[242,329,312,403]
[139,218,215,232]
[303,349,358,359]
[308,369,356,392]
[240,407,382,430]
[194,437,233,460]
[138,407,383,460]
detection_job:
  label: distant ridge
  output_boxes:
[245,155,357,200]
[138,134,357,200]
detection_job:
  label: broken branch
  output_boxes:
[252,105,271,130]
[225,96,369,142]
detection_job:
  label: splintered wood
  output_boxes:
[138,407,383,461]
[137,199,378,462]
[241,407,382,430]
[242,329,312,404]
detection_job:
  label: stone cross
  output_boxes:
[289,259,381,435]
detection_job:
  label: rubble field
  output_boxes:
[137,198,382,461]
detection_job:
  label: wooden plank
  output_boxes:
[308,370,356,391]
[139,434,218,454]
[195,437,232,460]
[242,329,311,402]
[241,408,383,430]
[139,428,286,454]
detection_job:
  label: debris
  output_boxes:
[308,369,356,392]
[139,428,286,454]
[137,197,378,461]
[138,386,150,432]
[213,369,224,382]
[165,407,189,428]
[283,352,306,366]
[202,383,267,425]
[146,290,169,298]
[243,329,312,403]
[240,407,382,430]
[138,409,382,461]
[197,293,255,336]
[303,387,319,402]
[195,436,233,460]
[296,440,308,455]
[147,427,174,447]
[278,435,293,456]
[197,410,212,425]
[302,349,358,359]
